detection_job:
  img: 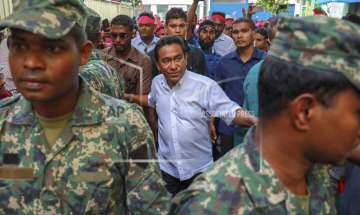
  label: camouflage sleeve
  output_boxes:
[169,175,254,215]
[105,63,125,99]
[169,151,256,215]
[123,105,170,214]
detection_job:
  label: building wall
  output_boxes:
[84,0,133,21]
[141,0,204,20]
[0,0,12,20]
[0,0,132,22]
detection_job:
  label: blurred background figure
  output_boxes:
[132,12,159,54]
[155,25,166,38]
[254,27,270,52]
[0,73,12,100]
[211,11,236,56]
[224,17,234,37]
[0,31,16,93]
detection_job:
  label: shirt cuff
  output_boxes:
[148,93,155,108]
[222,105,241,126]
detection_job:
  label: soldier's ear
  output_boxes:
[79,40,93,66]
[289,93,318,131]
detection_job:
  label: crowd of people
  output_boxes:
[0,0,360,214]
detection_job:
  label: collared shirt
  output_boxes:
[188,33,200,47]
[80,50,125,99]
[199,46,222,78]
[213,32,236,56]
[149,40,208,77]
[131,34,160,55]
[212,48,267,135]
[101,46,152,94]
[148,70,240,180]
[0,79,170,214]
[171,127,337,215]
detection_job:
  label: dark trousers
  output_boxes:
[161,170,201,196]
[219,134,234,156]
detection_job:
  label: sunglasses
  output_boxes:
[110,32,130,39]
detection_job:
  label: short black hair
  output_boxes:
[211,11,225,18]
[154,36,186,62]
[111,15,134,31]
[138,12,155,20]
[233,18,256,30]
[165,8,187,24]
[259,56,355,119]
[255,27,270,40]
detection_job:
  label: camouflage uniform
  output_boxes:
[170,16,360,215]
[0,82,170,214]
[0,0,170,214]
[80,50,125,99]
[170,128,337,215]
[80,7,125,99]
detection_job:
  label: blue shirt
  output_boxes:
[213,33,236,56]
[131,35,159,54]
[233,60,264,145]
[198,47,222,78]
[148,70,240,180]
[213,48,266,135]
[341,162,360,215]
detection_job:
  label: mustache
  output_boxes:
[19,70,48,81]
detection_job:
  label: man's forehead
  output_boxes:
[167,19,186,25]
[110,24,131,32]
[212,19,224,24]
[159,44,184,57]
[233,22,252,30]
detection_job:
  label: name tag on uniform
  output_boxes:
[73,171,111,182]
[0,166,34,180]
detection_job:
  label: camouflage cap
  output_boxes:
[270,16,360,90]
[0,0,88,39]
[86,7,101,34]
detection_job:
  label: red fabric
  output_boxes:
[0,90,12,99]
[225,18,234,25]
[138,16,155,25]
[338,179,345,193]
[211,14,225,22]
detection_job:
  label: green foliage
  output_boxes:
[255,0,290,15]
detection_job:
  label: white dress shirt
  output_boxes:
[148,70,240,180]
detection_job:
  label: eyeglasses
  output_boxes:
[110,32,130,39]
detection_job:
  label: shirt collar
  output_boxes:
[215,32,226,42]
[6,78,104,126]
[109,46,139,63]
[135,35,159,46]
[242,127,331,210]
[241,127,287,208]
[160,70,189,91]
[230,48,264,62]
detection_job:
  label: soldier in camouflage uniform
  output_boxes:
[170,16,360,214]
[80,7,125,99]
[0,0,170,214]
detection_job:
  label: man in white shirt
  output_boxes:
[125,36,256,195]
[211,11,236,56]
